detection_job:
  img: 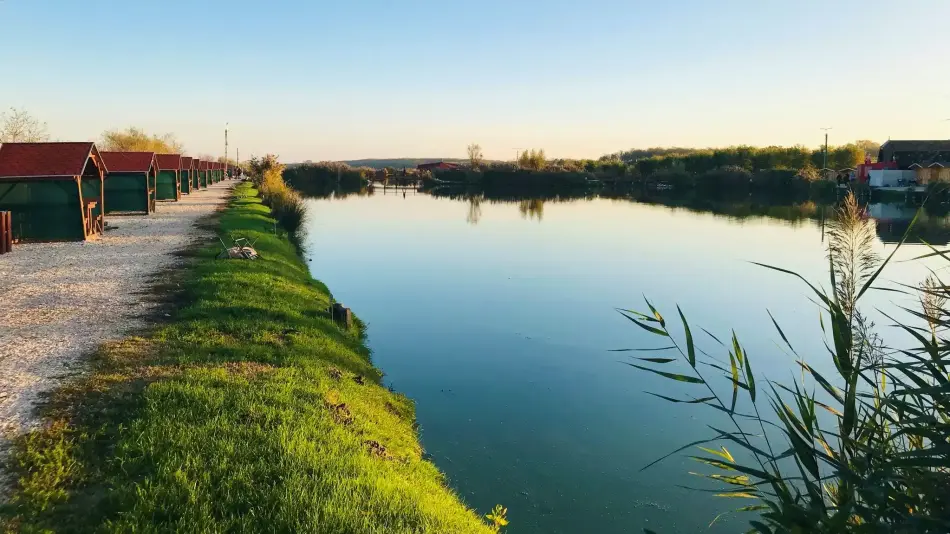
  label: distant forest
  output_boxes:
[338,158,472,170]
[301,141,880,171]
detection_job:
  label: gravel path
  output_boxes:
[0,181,234,439]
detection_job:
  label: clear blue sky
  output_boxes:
[2,0,948,162]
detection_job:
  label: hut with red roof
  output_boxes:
[0,142,107,241]
[196,160,209,188]
[211,162,221,183]
[154,154,182,201]
[180,156,195,195]
[100,151,157,214]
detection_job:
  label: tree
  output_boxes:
[0,108,50,142]
[467,143,484,170]
[854,140,881,161]
[100,127,184,154]
[518,148,546,171]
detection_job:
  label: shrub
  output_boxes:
[247,155,307,245]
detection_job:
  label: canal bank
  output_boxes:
[1,183,492,533]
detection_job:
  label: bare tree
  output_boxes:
[467,143,484,170]
[0,108,50,143]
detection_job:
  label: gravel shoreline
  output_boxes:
[0,182,233,444]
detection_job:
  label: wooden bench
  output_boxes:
[84,198,102,237]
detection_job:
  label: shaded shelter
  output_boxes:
[101,151,157,214]
[0,142,107,241]
[180,156,195,195]
[155,154,182,201]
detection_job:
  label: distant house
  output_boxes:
[878,140,950,169]
[417,161,460,172]
[876,141,950,186]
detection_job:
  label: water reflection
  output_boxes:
[466,195,483,225]
[301,189,948,534]
[518,199,545,222]
[312,182,950,246]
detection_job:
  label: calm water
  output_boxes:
[303,191,945,533]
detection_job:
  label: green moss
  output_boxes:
[1,183,490,533]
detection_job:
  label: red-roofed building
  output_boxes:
[101,151,157,214]
[196,160,209,188]
[154,154,182,201]
[180,156,196,194]
[0,142,107,241]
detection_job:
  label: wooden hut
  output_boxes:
[180,156,195,195]
[100,151,157,214]
[197,160,209,188]
[0,142,107,241]
[212,162,221,183]
[155,154,182,201]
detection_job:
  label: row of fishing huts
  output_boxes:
[0,142,236,242]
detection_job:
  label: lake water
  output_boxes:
[303,190,945,533]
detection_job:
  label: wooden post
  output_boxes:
[0,211,11,254]
[331,302,353,329]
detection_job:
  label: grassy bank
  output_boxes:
[1,182,492,533]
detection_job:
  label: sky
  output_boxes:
[1,0,949,162]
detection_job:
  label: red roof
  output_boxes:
[155,154,182,171]
[180,156,194,170]
[100,151,155,174]
[0,142,101,179]
[197,161,208,170]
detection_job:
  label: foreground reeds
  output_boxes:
[622,192,950,532]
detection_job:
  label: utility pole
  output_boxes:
[820,127,833,169]
[224,123,229,166]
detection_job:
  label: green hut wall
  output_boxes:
[156,170,179,200]
[104,172,150,213]
[199,170,208,188]
[180,169,192,195]
[0,180,86,240]
[191,169,200,190]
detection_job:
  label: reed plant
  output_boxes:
[623,192,950,532]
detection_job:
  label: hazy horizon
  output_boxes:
[2,0,948,162]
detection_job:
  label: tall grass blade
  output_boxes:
[678,305,696,368]
[622,363,703,383]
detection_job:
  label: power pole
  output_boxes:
[224,123,229,166]
[821,127,833,168]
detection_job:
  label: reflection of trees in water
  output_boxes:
[466,195,484,225]
[518,199,545,221]
[426,185,950,241]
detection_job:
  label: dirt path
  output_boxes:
[0,181,234,439]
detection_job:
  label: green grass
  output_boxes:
[1,183,492,533]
